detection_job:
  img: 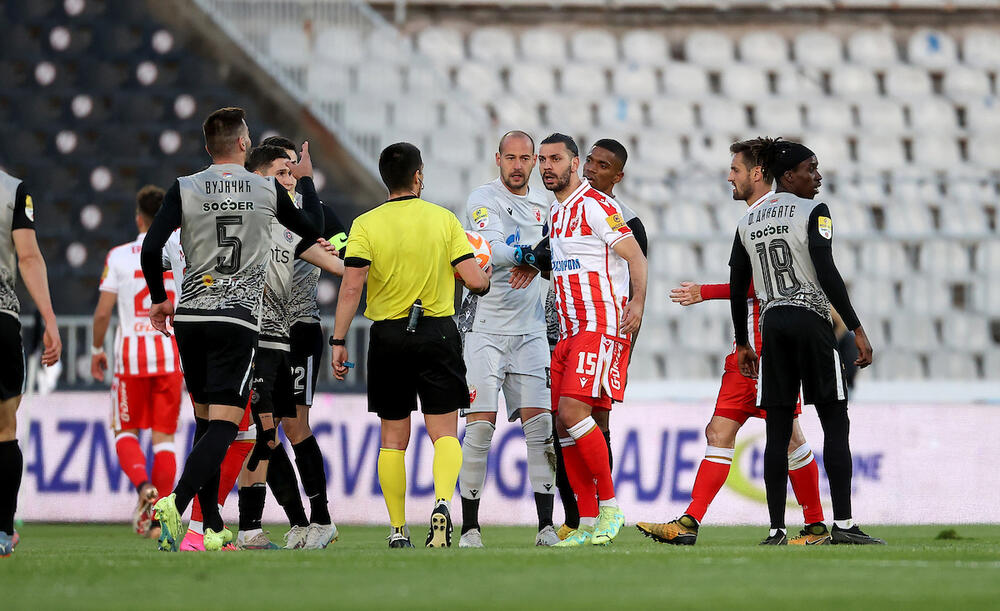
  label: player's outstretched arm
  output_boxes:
[14,228,60,366]
[614,235,646,335]
[90,291,116,381]
[728,230,757,378]
[455,258,491,295]
[275,177,322,244]
[330,264,366,381]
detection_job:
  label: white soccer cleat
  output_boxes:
[283,525,310,550]
[302,523,338,549]
[458,528,484,548]
[535,525,560,547]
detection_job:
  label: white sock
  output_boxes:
[787,442,814,471]
[598,497,618,509]
[579,517,597,528]
[705,445,735,465]
[189,520,203,535]
[834,518,854,530]
[521,413,556,495]
[770,528,785,537]
[459,420,495,500]
[567,416,597,441]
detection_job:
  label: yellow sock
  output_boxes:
[432,436,463,503]
[377,448,407,528]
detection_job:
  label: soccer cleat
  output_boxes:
[832,524,886,545]
[179,530,206,552]
[152,493,183,552]
[11,530,19,549]
[553,525,594,547]
[283,525,310,550]
[636,514,699,546]
[221,543,238,551]
[556,524,575,541]
[133,483,158,536]
[790,522,832,545]
[592,506,626,545]
[236,530,280,550]
[302,523,338,549]
[425,501,453,548]
[0,531,14,557]
[535,525,560,547]
[387,530,414,549]
[459,528,484,548]
[147,520,161,542]
[760,530,788,545]
[203,527,233,551]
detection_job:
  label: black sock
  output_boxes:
[817,401,853,521]
[534,492,554,531]
[267,443,309,528]
[173,420,239,515]
[603,429,613,472]
[198,467,224,533]
[461,496,480,534]
[293,436,330,525]
[553,426,579,529]
[0,440,23,534]
[238,484,267,532]
[764,405,796,530]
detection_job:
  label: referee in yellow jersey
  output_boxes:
[331,142,490,548]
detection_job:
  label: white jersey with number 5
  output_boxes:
[100,233,181,376]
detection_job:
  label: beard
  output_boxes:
[546,166,573,192]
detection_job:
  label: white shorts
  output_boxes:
[462,331,550,422]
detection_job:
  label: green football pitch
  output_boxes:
[2,524,998,609]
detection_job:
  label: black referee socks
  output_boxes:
[267,444,309,528]
[293,436,331,525]
[173,420,239,516]
[0,440,23,534]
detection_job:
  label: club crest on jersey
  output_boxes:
[818,216,833,239]
[284,229,294,243]
[569,217,581,233]
[24,194,34,221]
[473,207,489,229]
[606,213,625,231]
[469,386,477,404]
[534,208,543,222]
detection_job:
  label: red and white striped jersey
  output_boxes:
[549,179,634,341]
[100,233,181,377]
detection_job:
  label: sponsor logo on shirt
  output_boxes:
[606,213,625,231]
[818,216,833,239]
[24,194,34,221]
[473,207,489,230]
[551,259,581,272]
[202,274,214,287]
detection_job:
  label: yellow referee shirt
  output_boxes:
[344,196,473,321]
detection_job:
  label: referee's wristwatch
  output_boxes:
[329,337,346,346]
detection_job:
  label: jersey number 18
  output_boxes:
[754,238,801,301]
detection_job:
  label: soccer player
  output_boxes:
[234,144,344,550]
[330,142,490,548]
[91,185,183,539]
[140,107,327,552]
[538,133,647,547]
[728,138,882,545]
[455,131,559,548]
[257,135,348,550]
[0,169,61,557]
[636,139,826,545]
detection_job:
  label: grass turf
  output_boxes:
[2,523,998,609]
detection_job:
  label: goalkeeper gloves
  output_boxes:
[513,237,551,272]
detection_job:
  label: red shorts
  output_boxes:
[112,373,183,434]
[714,369,801,425]
[551,331,631,411]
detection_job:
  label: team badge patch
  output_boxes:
[818,216,832,239]
[24,195,34,221]
[468,386,477,404]
[473,207,489,229]
[606,213,625,231]
[534,208,543,222]
[202,274,214,287]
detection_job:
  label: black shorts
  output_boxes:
[367,316,468,420]
[759,306,849,408]
[289,321,324,407]
[174,320,257,407]
[251,346,296,419]
[0,314,26,401]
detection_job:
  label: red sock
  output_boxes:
[151,443,176,501]
[685,458,732,523]
[789,456,824,524]
[561,441,598,518]
[218,441,252,506]
[574,426,615,502]
[115,433,148,489]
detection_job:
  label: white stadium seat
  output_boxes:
[520,28,568,64]
[315,26,365,65]
[469,27,516,63]
[919,240,972,276]
[911,135,962,172]
[507,64,557,99]
[306,63,351,100]
[653,243,699,275]
[428,131,479,164]
[392,98,440,130]
[416,26,465,64]
[754,99,803,133]
[857,99,906,133]
[962,29,1000,69]
[622,30,668,66]
[848,278,897,316]
[928,352,978,380]
[943,315,991,351]
[598,98,645,130]
[965,99,1000,133]
[941,65,991,100]
[882,203,934,236]
[739,31,789,66]
[570,29,619,64]
[830,66,879,98]
[268,27,310,68]
[890,314,938,351]
[857,241,909,278]
[938,204,989,237]
[872,353,924,380]
[550,99,595,132]
[792,30,843,67]
[632,133,685,176]
[684,30,734,67]
[907,29,959,69]
[884,66,933,99]
[340,97,388,132]
[966,134,1000,167]
[847,30,899,67]
[805,100,854,131]
[454,63,504,102]
[688,134,737,168]
[406,64,447,96]
[662,64,710,98]
[719,66,770,102]
[983,351,1000,380]
[491,96,542,131]
[773,67,825,99]
[907,98,958,133]
[977,241,1000,276]
[561,64,608,96]
[647,99,697,131]
[856,135,906,171]
[899,277,954,314]
[365,26,413,64]
[804,133,852,171]
[611,65,659,98]
[356,63,403,96]
[698,98,748,133]
[662,204,715,236]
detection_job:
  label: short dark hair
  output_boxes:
[261,135,296,152]
[730,137,778,182]
[498,130,535,154]
[540,133,579,157]
[136,185,164,220]
[378,142,422,192]
[202,107,247,157]
[592,138,628,168]
[245,145,290,173]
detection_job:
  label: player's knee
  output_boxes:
[463,419,496,452]
[283,418,311,444]
[705,424,735,449]
[521,412,553,448]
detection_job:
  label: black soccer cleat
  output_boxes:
[387,527,414,549]
[425,501,453,548]
[759,530,788,545]
[831,524,886,545]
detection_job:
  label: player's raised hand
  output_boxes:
[91,351,108,382]
[149,300,174,337]
[509,264,538,289]
[332,344,350,381]
[621,299,644,335]
[41,323,62,367]
[670,282,703,306]
[288,141,313,179]
[736,344,758,379]
[854,326,873,369]
[317,237,339,258]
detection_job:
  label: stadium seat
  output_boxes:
[306,63,351,101]
[792,30,843,67]
[964,99,1000,133]
[890,314,939,351]
[315,26,365,65]
[872,352,924,380]
[621,30,668,66]
[966,136,1000,170]
[507,64,557,99]
[961,29,1000,69]
[268,26,310,68]
[356,63,403,96]
[739,31,789,67]
[662,204,714,237]
[490,96,542,131]
[454,63,504,102]
[943,314,991,351]
[912,135,963,172]
[856,99,906,133]
[908,98,958,132]
[520,28,568,65]
[773,67,825,99]
[882,203,934,236]
[340,98,389,132]
[919,240,972,276]
[647,98,697,131]
[391,97,440,130]
[683,30,734,68]
[469,27,516,63]
[847,30,899,67]
[662,64,710,98]
[428,131,480,165]
[688,134,737,169]
[598,98,645,131]
[976,240,1000,276]
[928,352,978,379]
[365,26,413,64]
[665,352,716,379]
[570,29,619,64]
[561,64,609,96]
[698,98,748,133]
[719,66,770,102]
[416,26,465,64]
[900,277,954,314]
[829,65,879,98]
[907,29,958,69]
[857,241,909,278]
[407,63,448,96]
[941,65,991,101]
[884,65,933,99]
[611,65,659,98]
[983,350,1000,380]
[549,99,595,132]
[855,135,906,171]
[939,204,989,237]
[754,99,803,132]
[806,99,854,131]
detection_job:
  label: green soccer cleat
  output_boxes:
[592,506,625,545]
[203,527,234,551]
[553,525,594,547]
[152,494,183,552]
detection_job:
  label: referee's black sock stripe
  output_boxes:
[0,440,22,534]
[173,420,239,516]
[816,401,853,521]
[267,444,309,528]
[293,436,331,525]
[763,406,796,530]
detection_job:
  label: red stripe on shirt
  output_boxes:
[568,274,588,336]
[136,336,148,376]
[579,201,592,236]
[122,336,131,375]
[588,271,606,332]
[154,335,166,374]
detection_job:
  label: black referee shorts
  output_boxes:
[174,320,256,407]
[759,305,849,409]
[251,345,297,419]
[0,314,26,401]
[289,321,324,407]
[367,316,468,420]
